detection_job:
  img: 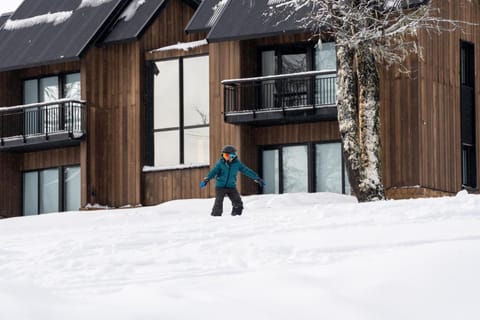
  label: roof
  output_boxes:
[103,0,168,44]
[0,13,12,28]
[186,0,311,42]
[102,0,200,44]
[0,0,128,72]
[184,0,221,33]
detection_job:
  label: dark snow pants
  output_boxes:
[211,187,243,216]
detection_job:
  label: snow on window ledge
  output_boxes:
[150,39,208,53]
[143,163,209,173]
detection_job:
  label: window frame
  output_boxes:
[259,141,349,194]
[22,71,81,104]
[22,72,81,135]
[147,54,210,167]
[22,165,81,215]
[460,40,477,189]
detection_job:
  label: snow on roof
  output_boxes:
[3,11,73,30]
[207,0,229,28]
[79,0,116,9]
[2,0,118,31]
[119,0,146,22]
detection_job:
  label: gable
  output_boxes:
[0,0,128,72]
[103,0,201,45]
[103,0,168,44]
[186,0,311,42]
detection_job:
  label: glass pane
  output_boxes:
[281,53,307,74]
[184,56,209,126]
[316,143,342,193]
[64,73,81,131]
[64,73,81,99]
[344,166,351,195]
[154,60,180,129]
[154,130,180,166]
[283,145,308,193]
[23,171,38,216]
[24,80,39,135]
[261,51,276,109]
[315,42,336,71]
[40,76,60,133]
[184,127,209,165]
[262,150,279,194]
[64,166,81,211]
[40,168,59,214]
[24,79,38,104]
[315,42,337,105]
[262,50,276,76]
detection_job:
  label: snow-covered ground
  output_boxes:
[1,191,480,320]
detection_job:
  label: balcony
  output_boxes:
[223,70,337,125]
[0,99,86,151]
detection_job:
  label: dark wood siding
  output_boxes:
[379,56,420,190]
[415,0,480,193]
[143,166,210,205]
[81,41,143,207]
[0,153,21,218]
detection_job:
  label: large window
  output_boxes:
[152,55,209,167]
[23,166,80,215]
[23,72,81,135]
[260,42,336,109]
[261,142,350,195]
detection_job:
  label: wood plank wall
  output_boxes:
[0,153,21,217]
[143,166,211,205]
[415,0,480,193]
[379,55,420,190]
[81,41,142,207]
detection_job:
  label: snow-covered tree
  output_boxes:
[268,0,475,202]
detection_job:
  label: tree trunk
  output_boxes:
[336,45,362,198]
[356,45,386,201]
[337,44,386,202]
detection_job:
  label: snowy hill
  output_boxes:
[1,192,480,320]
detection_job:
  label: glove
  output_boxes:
[254,178,266,188]
[200,178,209,189]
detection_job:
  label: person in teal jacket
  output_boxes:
[201,145,265,216]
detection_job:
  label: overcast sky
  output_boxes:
[0,0,23,15]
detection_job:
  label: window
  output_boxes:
[23,166,81,215]
[23,72,81,135]
[315,42,337,105]
[260,42,336,109]
[460,41,476,189]
[152,55,209,167]
[261,142,350,195]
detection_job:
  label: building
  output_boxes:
[0,0,210,217]
[0,0,478,217]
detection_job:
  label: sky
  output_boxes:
[1,191,479,319]
[0,0,23,15]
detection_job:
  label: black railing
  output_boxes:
[0,99,86,146]
[223,70,337,115]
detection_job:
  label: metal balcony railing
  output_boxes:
[0,99,86,149]
[223,70,337,121]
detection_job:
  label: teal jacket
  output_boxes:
[206,158,259,189]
